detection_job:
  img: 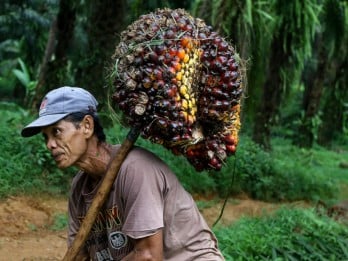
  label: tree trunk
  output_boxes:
[28,19,57,110]
[252,35,285,151]
[31,0,76,110]
[298,34,326,148]
[75,0,126,105]
[318,58,347,146]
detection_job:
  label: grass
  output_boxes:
[50,213,69,231]
[272,137,348,202]
[215,207,348,260]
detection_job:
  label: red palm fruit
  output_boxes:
[144,67,154,76]
[198,32,207,39]
[227,81,239,91]
[213,37,222,46]
[211,100,230,110]
[183,24,193,31]
[168,121,180,133]
[156,118,168,129]
[211,87,228,99]
[153,79,164,89]
[148,52,159,63]
[171,61,181,71]
[118,100,127,110]
[168,66,176,75]
[169,47,177,57]
[154,45,166,55]
[206,140,219,150]
[226,144,236,154]
[150,24,160,32]
[177,18,187,29]
[154,55,163,64]
[181,133,191,140]
[164,86,177,98]
[186,148,195,158]
[217,56,228,65]
[231,71,239,81]
[171,134,181,142]
[171,147,181,156]
[211,60,223,71]
[142,77,152,88]
[218,41,229,51]
[209,157,220,169]
[153,68,163,80]
[177,48,186,60]
[165,29,175,39]
[181,37,190,48]
[224,134,236,145]
[228,60,238,71]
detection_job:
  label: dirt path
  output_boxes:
[0,195,284,260]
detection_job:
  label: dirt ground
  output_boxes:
[0,194,285,260]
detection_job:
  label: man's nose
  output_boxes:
[46,137,57,150]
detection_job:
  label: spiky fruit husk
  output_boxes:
[111,8,243,172]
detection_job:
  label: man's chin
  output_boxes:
[55,161,70,169]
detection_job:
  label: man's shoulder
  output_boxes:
[127,146,161,163]
[70,170,86,189]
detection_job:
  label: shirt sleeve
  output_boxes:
[117,158,166,239]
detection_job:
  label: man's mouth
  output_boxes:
[52,152,63,161]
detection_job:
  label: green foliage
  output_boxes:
[0,0,58,66]
[0,39,25,100]
[0,103,72,198]
[322,0,347,58]
[223,136,340,202]
[12,58,37,104]
[1,106,345,203]
[0,1,58,104]
[215,207,348,260]
[50,213,68,231]
[127,0,192,23]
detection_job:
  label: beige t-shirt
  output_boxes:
[68,146,224,260]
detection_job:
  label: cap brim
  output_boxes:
[21,113,69,137]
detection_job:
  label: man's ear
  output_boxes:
[82,115,94,138]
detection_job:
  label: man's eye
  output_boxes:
[53,128,61,136]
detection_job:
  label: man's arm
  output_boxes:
[122,229,163,261]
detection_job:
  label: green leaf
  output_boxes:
[255,9,275,22]
[12,68,29,87]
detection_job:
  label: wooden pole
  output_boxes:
[62,128,140,260]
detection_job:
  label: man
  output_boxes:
[21,86,224,261]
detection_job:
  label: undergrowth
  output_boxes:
[214,207,348,260]
[0,102,73,198]
[0,103,346,204]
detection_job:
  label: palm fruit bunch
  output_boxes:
[111,8,243,171]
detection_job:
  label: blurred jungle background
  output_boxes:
[0,0,347,260]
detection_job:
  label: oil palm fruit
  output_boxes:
[111,8,243,171]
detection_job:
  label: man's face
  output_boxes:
[41,119,88,168]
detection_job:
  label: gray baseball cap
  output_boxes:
[21,86,98,137]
